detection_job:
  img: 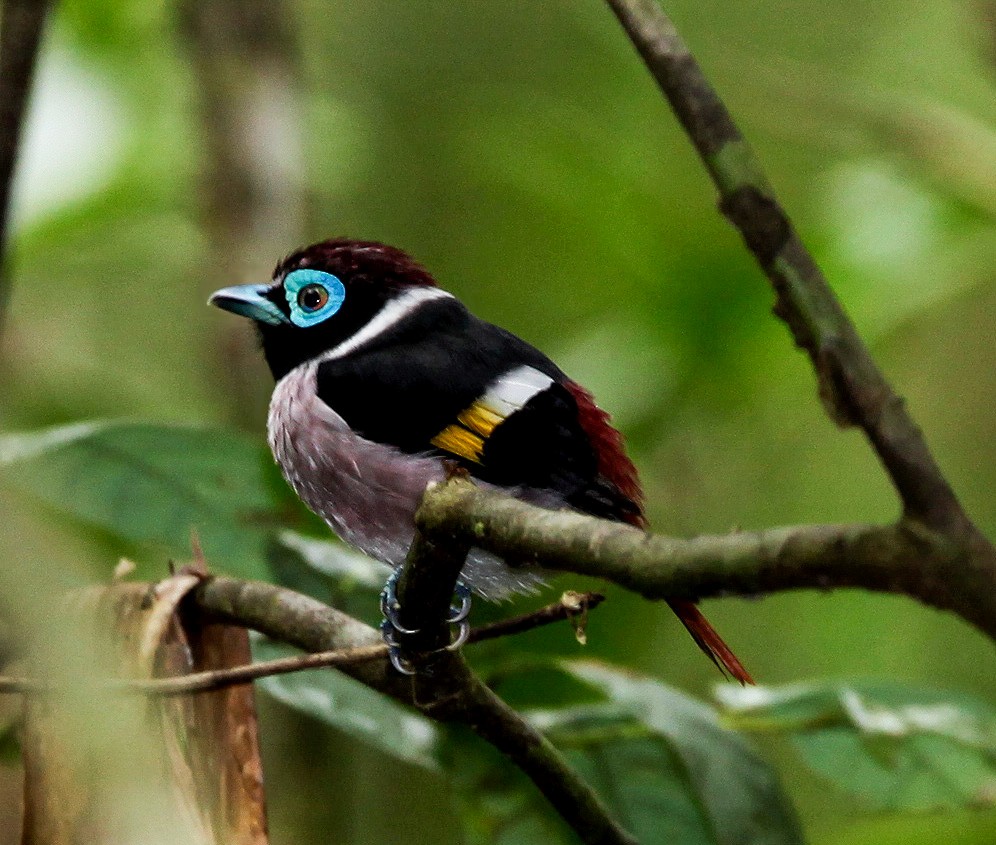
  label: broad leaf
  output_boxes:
[251,636,439,770]
[717,681,996,811]
[442,725,577,845]
[447,660,803,845]
[0,421,281,579]
[266,531,388,624]
[558,662,803,845]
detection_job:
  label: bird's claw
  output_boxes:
[447,618,470,651]
[448,582,472,623]
[380,568,419,635]
[379,619,418,674]
[379,569,473,674]
[444,582,471,651]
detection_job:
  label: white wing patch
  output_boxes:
[479,365,555,418]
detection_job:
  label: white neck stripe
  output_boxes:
[320,286,453,362]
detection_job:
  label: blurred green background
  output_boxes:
[1,0,995,842]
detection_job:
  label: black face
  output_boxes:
[253,239,440,380]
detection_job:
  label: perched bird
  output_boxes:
[210,238,751,683]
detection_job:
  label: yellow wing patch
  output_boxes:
[430,421,486,463]
[430,399,506,463]
[457,402,504,438]
[430,367,555,464]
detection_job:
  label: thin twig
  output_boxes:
[0,591,606,696]
[149,589,604,694]
[0,0,51,342]
[470,591,605,643]
[134,643,387,696]
[602,0,969,534]
[0,644,387,697]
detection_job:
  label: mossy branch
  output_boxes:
[578,0,996,639]
[603,0,969,534]
[416,479,996,640]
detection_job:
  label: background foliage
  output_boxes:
[1,0,995,842]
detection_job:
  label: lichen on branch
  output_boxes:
[415,478,996,642]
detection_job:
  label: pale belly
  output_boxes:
[266,360,545,599]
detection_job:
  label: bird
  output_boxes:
[209,238,752,683]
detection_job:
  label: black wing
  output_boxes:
[315,298,638,521]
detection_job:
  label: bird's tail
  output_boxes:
[667,599,754,685]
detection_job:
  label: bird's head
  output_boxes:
[209,238,446,379]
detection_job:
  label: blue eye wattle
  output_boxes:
[283,269,346,327]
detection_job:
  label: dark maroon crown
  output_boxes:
[275,239,438,288]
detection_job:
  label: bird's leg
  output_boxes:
[379,569,472,674]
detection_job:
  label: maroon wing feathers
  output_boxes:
[563,379,645,528]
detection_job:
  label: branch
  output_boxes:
[429,660,638,845]
[395,529,637,845]
[0,575,626,839]
[134,643,386,696]
[0,644,385,695]
[416,479,996,642]
[470,591,603,644]
[0,570,629,844]
[189,576,637,845]
[394,520,473,654]
[0,591,603,696]
[602,0,967,534]
[0,0,51,342]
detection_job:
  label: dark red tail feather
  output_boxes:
[667,599,754,685]
[564,379,753,684]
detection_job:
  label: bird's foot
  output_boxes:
[379,569,472,675]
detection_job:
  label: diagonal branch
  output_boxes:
[394,520,473,654]
[390,529,636,844]
[602,0,968,534]
[0,0,52,343]
[190,576,637,845]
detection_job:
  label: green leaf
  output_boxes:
[251,636,439,770]
[558,662,803,845]
[265,531,388,626]
[0,421,281,579]
[447,660,802,845]
[717,680,996,811]
[442,725,577,845]
[277,530,389,591]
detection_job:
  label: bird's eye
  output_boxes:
[283,268,345,327]
[298,284,329,312]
